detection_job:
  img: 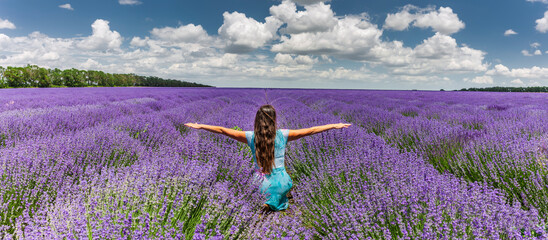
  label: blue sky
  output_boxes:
[1,0,548,90]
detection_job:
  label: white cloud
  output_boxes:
[270,1,337,34]
[465,75,493,84]
[522,50,533,56]
[41,52,60,61]
[59,3,74,10]
[531,42,541,48]
[414,32,459,58]
[0,20,220,81]
[0,32,72,68]
[272,15,383,58]
[218,11,282,53]
[119,0,141,5]
[150,24,211,43]
[80,58,101,69]
[189,53,240,69]
[414,7,465,35]
[274,53,295,65]
[511,78,524,85]
[384,5,465,35]
[130,37,148,47]
[527,0,548,3]
[271,2,485,76]
[536,11,548,33]
[77,19,122,51]
[384,5,417,31]
[274,53,317,65]
[392,33,486,74]
[504,29,517,36]
[487,64,548,79]
[534,49,542,55]
[386,35,485,73]
[0,19,15,29]
[291,0,330,6]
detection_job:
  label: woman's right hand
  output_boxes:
[332,123,351,129]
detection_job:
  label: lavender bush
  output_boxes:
[0,87,545,239]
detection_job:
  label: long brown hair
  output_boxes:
[254,104,277,175]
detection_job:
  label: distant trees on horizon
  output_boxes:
[0,65,211,88]
[459,86,548,92]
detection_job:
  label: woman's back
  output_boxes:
[245,129,289,170]
[245,128,292,211]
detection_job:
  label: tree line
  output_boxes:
[459,86,548,92]
[0,65,211,88]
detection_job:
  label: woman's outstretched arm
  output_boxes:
[184,123,247,144]
[288,123,351,142]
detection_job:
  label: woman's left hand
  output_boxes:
[184,123,202,129]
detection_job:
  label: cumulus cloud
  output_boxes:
[218,11,282,53]
[384,5,465,35]
[150,24,211,43]
[130,37,148,47]
[119,0,141,5]
[270,1,337,34]
[531,42,541,48]
[535,49,542,55]
[59,3,73,10]
[272,4,486,76]
[391,33,487,74]
[272,15,383,58]
[486,64,548,79]
[527,0,548,3]
[77,19,122,51]
[536,11,548,33]
[522,50,533,56]
[0,32,72,67]
[414,7,465,34]
[291,0,330,6]
[80,58,102,69]
[465,75,493,84]
[504,29,517,36]
[414,32,460,58]
[0,19,132,71]
[470,76,493,84]
[189,53,240,69]
[384,5,417,31]
[274,53,318,65]
[0,19,16,29]
[511,78,524,85]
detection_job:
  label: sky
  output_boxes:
[1,0,548,90]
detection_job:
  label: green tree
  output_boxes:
[0,66,6,88]
[37,67,51,88]
[5,67,25,88]
[50,68,63,86]
[62,69,76,87]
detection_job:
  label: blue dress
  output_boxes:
[245,129,293,211]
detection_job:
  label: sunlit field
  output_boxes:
[1,87,547,239]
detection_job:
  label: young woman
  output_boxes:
[184,104,351,212]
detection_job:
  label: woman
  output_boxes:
[184,104,351,212]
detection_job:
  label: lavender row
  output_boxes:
[1,88,315,239]
[267,90,542,238]
[288,90,548,220]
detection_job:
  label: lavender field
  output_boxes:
[1,87,547,239]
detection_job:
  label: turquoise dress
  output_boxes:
[245,129,293,211]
